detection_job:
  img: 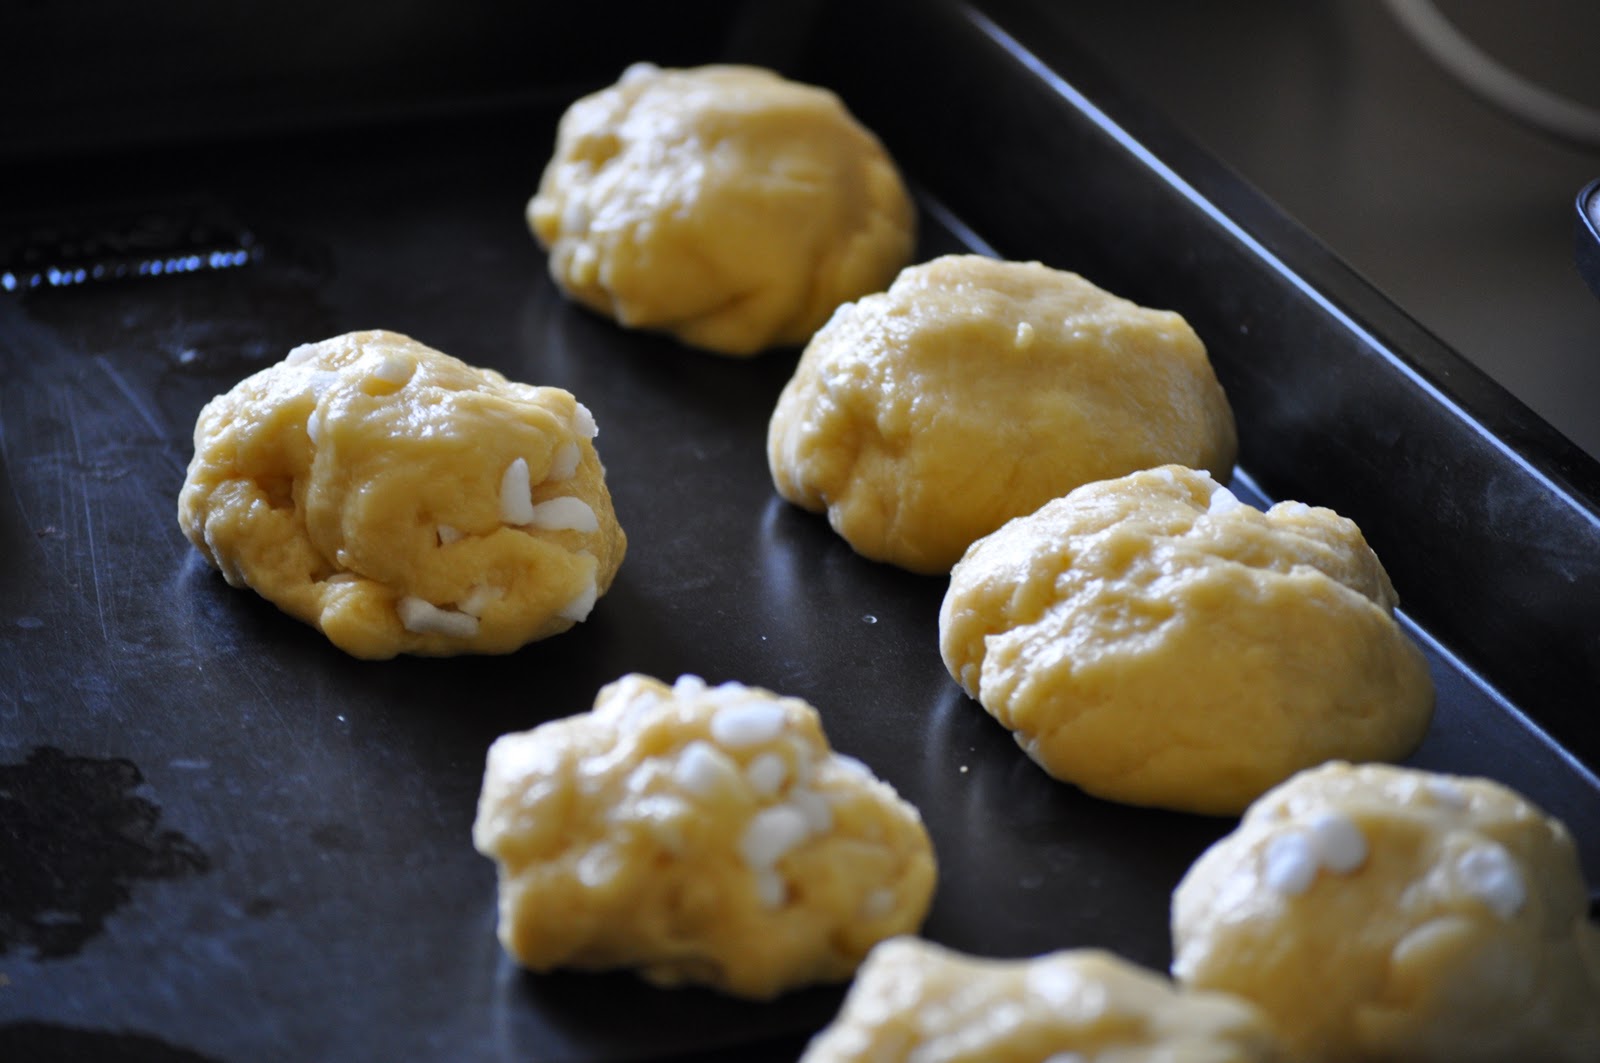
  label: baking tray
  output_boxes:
[2,1,1597,1060]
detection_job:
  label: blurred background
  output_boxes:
[4,0,1598,459]
[1053,0,1600,460]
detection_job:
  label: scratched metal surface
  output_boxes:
[2,2,1599,1060]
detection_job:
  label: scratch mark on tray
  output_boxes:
[94,353,185,477]
[93,354,165,437]
[63,388,110,642]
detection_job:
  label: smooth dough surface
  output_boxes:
[938,465,1433,814]
[471,674,937,999]
[1172,761,1600,1062]
[528,62,915,356]
[178,330,626,659]
[768,255,1238,573]
[800,937,1282,1063]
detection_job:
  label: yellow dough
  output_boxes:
[768,255,1238,573]
[800,937,1283,1063]
[178,330,626,659]
[1172,762,1600,1062]
[471,674,937,999]
[528,62,915,356]
[938,465,1433,814]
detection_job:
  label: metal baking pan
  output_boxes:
[3,1,1596,1059]
[1578,177,1600,302]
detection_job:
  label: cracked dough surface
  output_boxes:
[471,674,937,999]
[1172,762,1600,1062]
[177,330,625,659]
[768,255,1238,573]
[529,62,915,356]
[800,937,1282,1063]
[938,465,1432,814]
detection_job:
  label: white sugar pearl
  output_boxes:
[558,571,598,622]
[370,352,412,386]
[499,458,535,525]
[828,754,874,781]
[547,441,581,481]
[753,868,786,909]
[711,702,789,748]
[528,497,598,533]
[745,753,787,797]
[1207,485,1244,516]
[577,844,622,888]
[860,888,896,920]
[672,675,707,698]
[396,596,478,638]
[1263,832,1318,896]
[1457,844,1526,919]
[673,741,740,799]
[561,198,590,235]
[457,584,503,617]
[572,402,598,440]
[740,805,810,869]
[1025,964,1080,1010]
[1427,777,1470,809]
[789,788,833,835]
[620,61,660,85]
[1308,812,1368,874]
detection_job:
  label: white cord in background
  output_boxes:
[1382,0,1600,149]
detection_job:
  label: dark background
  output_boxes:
[1055,0,1600,461]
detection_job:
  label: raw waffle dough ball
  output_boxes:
[768,254,1237,573]
[939,465,1433,815]
[471,674,937,999]
[1172,762,1600,1062]
[178,330,626,659]
[800,937,1283,1063]
[528,62,915,356]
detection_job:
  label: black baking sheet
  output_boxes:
[3,2,1598,1060]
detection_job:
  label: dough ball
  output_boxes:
[800,937,1282,1063]
[1172,762,1600,1062]
[471,674,937,999]
[528,62,915,356]
[767,254,1237,573]
[178,330,626,659]
[939,465,1432,814]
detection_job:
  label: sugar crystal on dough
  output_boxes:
[529,496,599,533]
[1308,811,1367,874]
[548,441,581,481]
[741,805,811,868]
[1456,843,1526,919]
[1263,832,1317,896]
[499,458,536,525]
[397,596,479,639]
[712,702,789,748]
[746,752,788,797]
